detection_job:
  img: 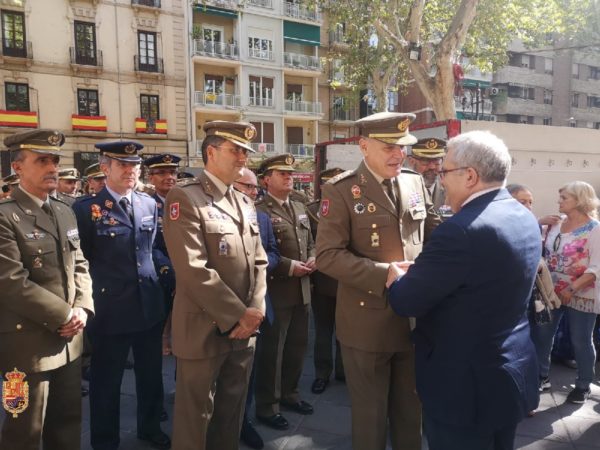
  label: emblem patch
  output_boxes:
[354,203,366,214]
[124,144,137,154]
[105,200,113,209]
[351,185,361,199]
[367,203,376,213]
[2,368,29,418]
[91,204,102,221]
[320,199,330,217]
[32,256,43,269]
[169,202,180,220]
[359,174,367,184]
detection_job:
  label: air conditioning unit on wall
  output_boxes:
[489,87,500,96]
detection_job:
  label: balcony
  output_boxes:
[0,40,33,64]
[286,144,314,158]
[249,47,273,61]
[250,142,276,153]
[249,97,274,108]
[132,0,161,6]
[195,91,241,108]
[284,100,322,115]
[69,47,103,72]
[192,39,238,60]
[247,0,272,7]
[134,55,164,74]
[330,108,357,122]
[329,30,347,46]
[283,52,320,71]
[283,1,321,22]
[198,0,238,9]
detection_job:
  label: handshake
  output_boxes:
[385,261,414,288]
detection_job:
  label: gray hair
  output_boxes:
[98,155,112,166]
[447,131,511,183]
[506,183,530,195]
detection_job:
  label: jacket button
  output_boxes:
[368,290,373,294]
[359,301,365,306]
[136,246,140,250]
[16,324,22,330]
[137,263,141,267]
[101,288,106,293]
[139,278,142,283]
[38,248,42,254]
[63,247,66,252]
[43,322,48,326]
[110,232,115,237]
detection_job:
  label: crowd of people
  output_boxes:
[0,116,598,450]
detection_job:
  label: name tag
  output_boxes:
[141,215,154,223]
[67,229,79,239]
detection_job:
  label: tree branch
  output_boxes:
[438,0,480,57]
[406,0,426,43]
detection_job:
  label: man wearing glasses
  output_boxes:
[316,112,440,450]
[163,121,267,450]
[386,130,540,450]
[406,138,446,211]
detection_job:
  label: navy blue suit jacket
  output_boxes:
[257,209,279,324]
[388,189,540,430]
[73,188,165,335]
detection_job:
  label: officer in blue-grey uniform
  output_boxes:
[72,141,170,450]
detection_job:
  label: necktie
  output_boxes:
[382,179,397,210]
[284,202,294,222]
[41,202,57,227]
[225,188,235,208]
[120,197,133,222]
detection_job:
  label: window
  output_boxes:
[543,117,552,126]
[249,76,274,107]
[571,93,580,108]
[140,94,159,120]
[248,37,273,60]
[202,26,223,43]
[543,89,553,105]
[138,31,157,71]
[204,74,224,95]
[249,121,274,144]
[520,54,534,69]
[286,84,303,102]
[590,66,600,80]
[74,21,97,65]
[507,85,534,100]
[587,95,600,108]
[569,120,577,128]
[77,89,99,116]
[5,82,29,111]
[544,58,553,74]
[572,63,580,79]
[1,10,26,57]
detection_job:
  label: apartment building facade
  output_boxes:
[0,0,187,177]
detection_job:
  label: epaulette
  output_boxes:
[0,197,15,205]
[177,177,200,188]
[74,194,95,204]
[401,168,419,176]
[135,190,152,198]
[50,196,71,207]
[327,170,354,184]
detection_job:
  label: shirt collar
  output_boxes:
[105,185,132,204]
[461,186,502,207]
[268,192,289,207]
[363,160,387,185]
[19,186,47,208]
[204,169,229,196]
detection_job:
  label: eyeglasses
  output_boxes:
[553,233,561,252]
[438,167,470,178]
[234,181,259,190]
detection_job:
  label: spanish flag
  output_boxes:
[0,110,38,128]
[72,114,107,131]
[135,118,167,134]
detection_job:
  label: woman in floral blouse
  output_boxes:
[534,181,600,404]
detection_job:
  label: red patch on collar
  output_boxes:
[320,199,330,217]
[169,202,180,220]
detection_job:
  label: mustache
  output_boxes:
[44,175,58,182]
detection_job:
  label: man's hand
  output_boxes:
[229,307,264,340]
[386,262,409,288]
[57,307,88,338]
[292,261,313,277]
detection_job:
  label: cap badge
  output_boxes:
[425,139,438,149]
[124,144,137,154]
[163,155,172,164]
[285,155,294,165]
[397,118,410,133]
[244,127,256,140]
[47,133,61,146]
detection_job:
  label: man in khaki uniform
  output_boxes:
[407,138,447,212]
[163,121,267,450]
[83,163,106,196]
[254,154,315,430]
[0,129,93,450]
[316,112,441,450]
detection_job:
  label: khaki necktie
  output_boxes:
[41,202,57,228]
[382,179,397,211]
[284,202,294,222]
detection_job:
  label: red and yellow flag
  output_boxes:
[0,110,38,128]
[135,118,167,134]
[72,115,107,131]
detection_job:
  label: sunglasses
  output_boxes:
[553,233,561,252]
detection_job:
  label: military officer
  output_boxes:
[407,138,447,212]
[144,154,180,355]
[0,129,94,450]
[307,167,346,395]
[1,173,19,198]
[254,154,315,430]
[316,112,441,450]
[72,141,169,450]
[57,168,80,196]
[163,121,267,450]
[83,163,106,196]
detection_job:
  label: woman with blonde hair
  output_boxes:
[534,181,600,404]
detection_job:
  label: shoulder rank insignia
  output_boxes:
[2,368,29,418]
[328,170,354,185]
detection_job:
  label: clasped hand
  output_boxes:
[385,261,414,288]
[229,307,264,340]
[58,307,88,338]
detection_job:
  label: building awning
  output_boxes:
[284,21,320,46]
[462,79,491,88]
[194,4,238,18]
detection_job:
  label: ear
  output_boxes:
[358,137,368,156]
[11,160,22,175]
[465,167,479,188]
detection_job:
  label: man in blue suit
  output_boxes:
[73,141,169,450]
[386,131,540,450]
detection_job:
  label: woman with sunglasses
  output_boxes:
[534,181,600,404]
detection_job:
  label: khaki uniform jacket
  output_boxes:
[316,162,441,353]
[256,196,315,308]
[430,180,446,211]
[163,170,268,360]
[307,200,337,298]
[0,187,93,373]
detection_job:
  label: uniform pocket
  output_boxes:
[204,221,238,258]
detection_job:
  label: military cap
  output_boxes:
[58,168,80,180]
[177,171,195,180]
[144,153,181,169]
[95,140,143,163]
[258,154,296,174]
[3,129,65,155]
[319,167,345,184]
[2,173,19,185]
[203,120,257,153]
[411,138,447,159]
[84,162,106,179]
[356,111,417,146]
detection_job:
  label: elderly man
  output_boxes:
[407,138,446,211]
[163,121,267,450]
[0,129,93,450]
[316,112,440,450]
[387,131,540,450]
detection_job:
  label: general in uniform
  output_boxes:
[0,129,93,450]
[254,154,315,430]
[72,141,169,450]
[316,112,441,450]
[163,121,267,450]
